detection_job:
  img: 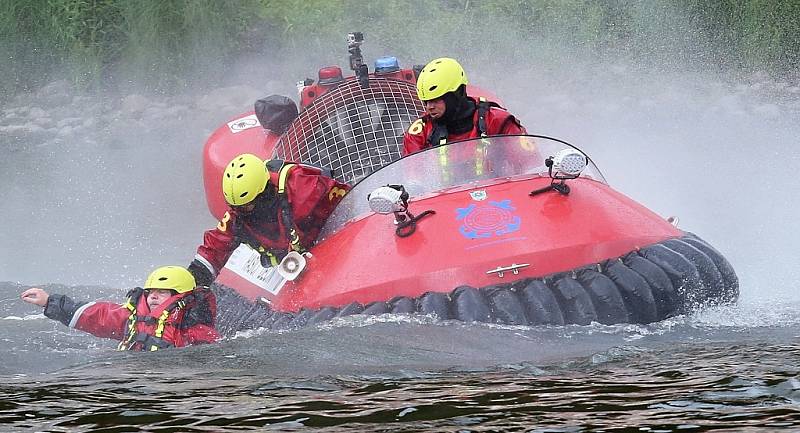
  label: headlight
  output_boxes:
[367,185,408,214]
[551,148,587,177]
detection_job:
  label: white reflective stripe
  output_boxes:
[69,301,97,328]
[194,254,217,276]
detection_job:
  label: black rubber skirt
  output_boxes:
[212,232,738,337]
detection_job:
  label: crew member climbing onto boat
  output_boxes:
[20,266,219,351]
[402,57,527,156]
[187,154,349,286]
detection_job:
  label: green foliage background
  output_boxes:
[1,0,798,100]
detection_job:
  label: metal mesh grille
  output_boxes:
[273,78,424,185]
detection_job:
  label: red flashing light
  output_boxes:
[318,66,344,85]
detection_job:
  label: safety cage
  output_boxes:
[272,77,424,185]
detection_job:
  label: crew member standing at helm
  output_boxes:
[402,57,527,156]
[187,154,349,286]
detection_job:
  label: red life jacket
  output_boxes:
[116,287,217,351]
[227,161,348,266]
[402,97,526,155]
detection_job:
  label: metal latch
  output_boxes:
[486,263,530,278]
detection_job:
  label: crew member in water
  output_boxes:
[20,266,219,351]
[402,57,527,156]
[187,153,349,286]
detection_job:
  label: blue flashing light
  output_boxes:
[375,56,400,73]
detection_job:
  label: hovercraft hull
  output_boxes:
[212,172,738,335]
[199,51,738,334]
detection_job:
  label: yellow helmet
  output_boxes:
[222,153,268,206]
[416,57,468,101]
[144,266,196,294]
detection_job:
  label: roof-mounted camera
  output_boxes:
[347,32,369,88]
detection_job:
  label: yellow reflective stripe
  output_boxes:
[117,297,137,351]
[438,146,451,183]
[288,229,302,252]
[437,146,448,165]
[154,310,170,338]
[150,309,171,351]
[277,164,296,194]
[520,137,536,151]
[475,139,489,176]
[264,251,279,267]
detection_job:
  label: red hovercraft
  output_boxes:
[202,34,738,335]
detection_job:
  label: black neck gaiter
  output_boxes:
[250,183,279,224]
[437,86,475,135]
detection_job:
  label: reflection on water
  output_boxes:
[2,336,799,431]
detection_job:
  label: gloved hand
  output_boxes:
[187,260,214,287]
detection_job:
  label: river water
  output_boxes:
[2,48,800,431]
[2,290,800,431]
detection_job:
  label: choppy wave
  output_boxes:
[2,334,799,431]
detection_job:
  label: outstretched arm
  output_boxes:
[21,287,49,306]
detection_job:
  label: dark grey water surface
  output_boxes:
[3,281,800,431]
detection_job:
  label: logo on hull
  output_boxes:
[456,199,521,239]
[227,114,260,133]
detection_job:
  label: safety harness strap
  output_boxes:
[132,332,174,351]
[476,97,502,137]
[427,123,448,147]
[117,288,191,351]
[231,161,308,266]
[276,163,305,255]
[428,97,498,147]
[117,288,145,351]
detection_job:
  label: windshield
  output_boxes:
[319,135,606,238]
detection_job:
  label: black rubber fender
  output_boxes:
[485,287,529,326]
[639,243,705,308]
[575,268,629,325]
[417,292,451,319]
[603,259,658,324]
[289,308,314,328]
[663,239,726,304]
[212,286,259,336]
[682,234,739,302]
[307,306,338,325]
[237,304,274,332]
[362,301,390,315]
[550,276,597,325]
[211,233,738,332]
[622,253,680,319]
[516,279,564,325]
[452,286,491,322]
[390,297,415,314]
[337,302,365,317]
[270,312,295,330]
